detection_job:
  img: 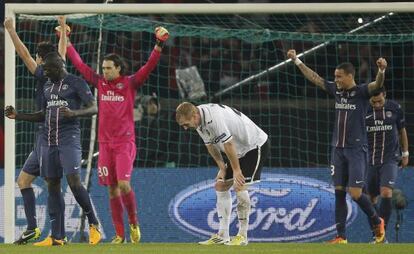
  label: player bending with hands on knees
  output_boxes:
[3,16,68,244]
[5,53,101,246]
[176,102,270,246]
[60,15,169,243]
[287,49,387,243]
[366,87,409,242]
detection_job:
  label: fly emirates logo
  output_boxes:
[335,98,356,110]
[101,90,125,102]
[367,120,393,132]
[47,94,68,108]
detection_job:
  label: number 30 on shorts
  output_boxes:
[330,165,335,176]
[98,166,109,177]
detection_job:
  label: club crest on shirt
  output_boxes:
[62,84,68,90]
[116,83,124,89]
[386,111,392,118]
[350,91,356,97]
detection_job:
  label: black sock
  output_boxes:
[21,188,37,230]
[367,202,378,236]
[354,194,380,225]
[335,190,347,239]
[70,184,98,225]
[48,189,62,240]
[60,192,66,238]
[379,197,392,229]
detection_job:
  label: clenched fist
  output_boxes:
[155,26,169,42]
[376,58,387,71]
[287,49,297,60]
[5,105,17,119]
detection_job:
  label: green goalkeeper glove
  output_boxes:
[155,26,169,48]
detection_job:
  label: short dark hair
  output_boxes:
[103,53,125,75]
[36,41,56,59]
[336,62,355,77]
[43,52,64,69]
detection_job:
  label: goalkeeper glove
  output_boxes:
[55,24,71,38]
[155,26,169,48]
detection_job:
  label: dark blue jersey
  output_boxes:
[42,73,95,146]
[34,65,48,134]
[324,81,370,148]
[366,99,405,165]
[34,65,48,111]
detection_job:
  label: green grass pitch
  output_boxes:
[0,243,413,254]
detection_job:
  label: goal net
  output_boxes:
[3,3,414,243]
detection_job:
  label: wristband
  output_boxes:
[402,151,409,157]
[156,39,165,48]
[294,58,303,66]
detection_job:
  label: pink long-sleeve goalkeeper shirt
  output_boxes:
[67,44,161,143]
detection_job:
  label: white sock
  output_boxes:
[236,190,250,238]
[216,191,232,239]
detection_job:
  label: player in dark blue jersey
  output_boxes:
[5,53,102,246]
[287,49,387,243]
[4,17,68,244]
[366,88,409,240]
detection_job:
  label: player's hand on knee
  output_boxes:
[59,106,76,118]
[233,170,245,188]
[4,105,17,119]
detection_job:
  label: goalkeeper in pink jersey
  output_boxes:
[61,18,169,243]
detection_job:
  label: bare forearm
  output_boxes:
[15,111,44,122]
[72,102,97,117]
[223,142,241,172]
[206,145,226,169]
[6,28,37,74]
[58,33,67,61]
[296,62,325,89]
[368,71,385,93]
[400,128,409,153]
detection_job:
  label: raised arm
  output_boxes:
[4,17,37,74]
[368,58,387,94]
[56,16,70,61]
[287,49,326,91]
[66,41,100,87]
[399,128,409,168]
[5,105,44,122]
[132,27,169,87]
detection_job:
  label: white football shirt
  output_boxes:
[196,103,268,158]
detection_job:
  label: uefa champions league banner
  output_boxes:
[0,167,413,243]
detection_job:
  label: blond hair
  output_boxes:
[176,102,197,122]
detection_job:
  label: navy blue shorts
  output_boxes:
[21,134,43,177]
[40,145,82,178]
[330,146,368,188]
[367,161,399,196]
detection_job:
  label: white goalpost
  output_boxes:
[4,2,414,244]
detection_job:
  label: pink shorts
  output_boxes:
[97,141,136,186]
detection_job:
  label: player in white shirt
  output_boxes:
[176,102,270,246]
